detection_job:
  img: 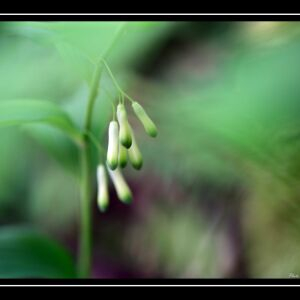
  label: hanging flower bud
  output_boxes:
[107,121,119,170]
[132,101,158,137]
[107,165,132,204]
[117,103,132,148]
[97,164,109,212]
[118,142,127,168]
[128,126,143,170]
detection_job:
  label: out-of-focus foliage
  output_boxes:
[125,203,220,277]
[0,99,81,140]
[5,22,176,82]
[244,166,300,277]
[132,22,300,277]
[28,164,80,234]
[0,226,76,278]
[139,28,300,185]
[0,129,31,214]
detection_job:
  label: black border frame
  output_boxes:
[0,13,299,21]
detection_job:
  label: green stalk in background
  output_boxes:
[78,65,102,278]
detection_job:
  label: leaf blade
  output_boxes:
[0,226,76,278]
[0,99,82,142]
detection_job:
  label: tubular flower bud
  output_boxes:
[132,101,158,137]
[107,165,132,204]
[107,121,119,170]
[128,126,143,170]
[118,142,127,168]
[97,164,109,212]
[117,103,132,148]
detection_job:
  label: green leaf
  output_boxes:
[50,22,127,83]
[7,22,176,84]
[8,22,127,80]
[0,100,82,143]
[40,21,127,63]
[0,129,31,207]
[0,226,76,278]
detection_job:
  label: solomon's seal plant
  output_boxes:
[81,58,157,277]
[0,22,158,279]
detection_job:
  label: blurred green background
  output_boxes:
[1,21,300,278]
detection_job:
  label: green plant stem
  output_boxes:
[78,65,102,278]
[100,59,135,104]
[99,58,124,94]
[85,130,106,158]
[77,23,126,278]
[78,145,91,278]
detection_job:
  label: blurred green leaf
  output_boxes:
[23,124,80,176]
[55,40,94,83]
[0,129,31,206]
[42,21,127,63]
[0,226,76,278]
[8,22,128,83]
[195,39,300,180]
[0,35,80,102]
[7,22,176,84]
[0,100,82,142]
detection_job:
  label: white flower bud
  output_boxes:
[117,103,132,148]
[97,164,109,212]
[107,121,119,170]
[128,126,143,170]
[132,101,157,137]
[107,165,132,204]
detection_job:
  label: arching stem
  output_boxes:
[78,65,102,278]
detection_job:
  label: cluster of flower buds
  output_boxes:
[97,100,157,212]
